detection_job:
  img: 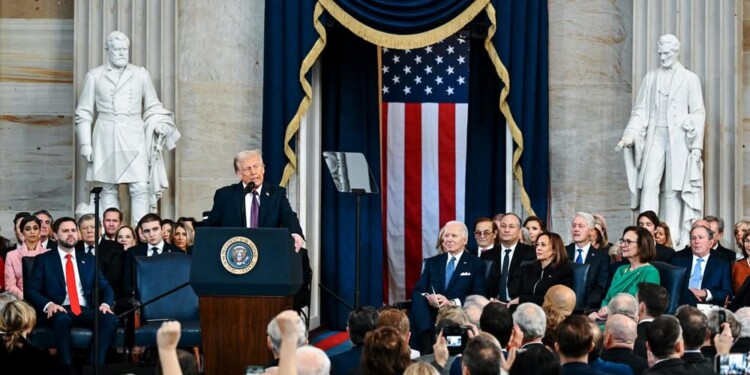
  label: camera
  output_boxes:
[716,353,750,375]
[442,325,469,356]
[246,365,265,374]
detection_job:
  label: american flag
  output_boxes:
[381,35,469,303]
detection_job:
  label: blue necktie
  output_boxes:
[576,249,584,264]
[689,258,704,289]
[445,256,456,289]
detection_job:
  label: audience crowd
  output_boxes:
[2,208,750,374]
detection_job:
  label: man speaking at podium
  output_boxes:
[205,149,305,252]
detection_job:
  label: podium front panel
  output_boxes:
[191,227,302,296]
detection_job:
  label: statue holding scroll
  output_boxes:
[75,31,180,226]
[616,34,705,247]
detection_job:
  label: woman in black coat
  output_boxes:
[507,232,573,307]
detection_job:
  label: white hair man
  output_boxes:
[566,211,609,309]
[512,302,546,349]
[296,346,330,375]
[265,311,308,368]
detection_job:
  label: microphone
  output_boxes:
[244,181,256,196]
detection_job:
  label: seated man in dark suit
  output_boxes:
[76,214,124,299]
[410,221,486,354]
[670,225,732,306]
[565,212,609,309]
[25,217,117,369]
[204,149,305,251]
[480,213,534,302]
[705,215,739,262]
[33,209,57,251]
[674,306,714,372]
[329,306,379,375]
[468,217,497,257]
[122,213,180,296]
[556,315,606,375]
[644,315,712,375]
[601,314,648,375]
[637,211,675,262]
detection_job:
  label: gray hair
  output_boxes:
[704,215,725,234]
[608,293,639,320]
[735,308,750,338]
[105,31,130,49]
[463,295,489,326]
[657,34,680,53]
[512,302,546,339]
[296,345,331,375]
[78,213,96,227]
[443,221,469,241]
[0,292,17,311]
[267,314,307,354]
[708,308,741,338]
[233,149,263,172]
[573,212,595,229]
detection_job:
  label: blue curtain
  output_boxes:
[262,0,318,185]
[333,0,475,33]
[263,0,549,326]
[320,24,383,330]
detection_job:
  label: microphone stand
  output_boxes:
[91,186,103,375]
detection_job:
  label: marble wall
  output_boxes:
[175,0,265,220]
[0,1,74,241]
[547,0,634,241]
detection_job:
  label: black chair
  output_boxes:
[21,256,94,349]
[133,253,201,347]
[570,262,591,311]
[651,261,687,314]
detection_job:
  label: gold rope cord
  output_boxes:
[481,3,535,216]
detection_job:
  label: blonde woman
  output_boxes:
[171,221,195,254]
[0,300,53,372]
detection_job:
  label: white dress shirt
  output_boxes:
[691,254,713,301]
[147,240,166,256]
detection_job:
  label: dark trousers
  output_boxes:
[43,305,118,366]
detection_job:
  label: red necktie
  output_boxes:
[65,254,81,316]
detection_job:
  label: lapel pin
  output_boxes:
[265,191,270,196]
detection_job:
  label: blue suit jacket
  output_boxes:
[670,252,732,306]
[204,182,303,237]
[26,249,114,315]
[410,251,486,334]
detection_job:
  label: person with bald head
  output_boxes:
[542,284,576,347]
[410,220,487,353]
[601,314,648,375]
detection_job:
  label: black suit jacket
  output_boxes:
[480,242,535,300]
[656,243,675,262]
[122,242,181,296]
[517,261,573,305]
[566,243,609,308]
[645,358,711,375]
[682,351,713,373]
[601,347,648,375]
[411,251,486,334]
[715,243,737,263]
[670,252,732,306]
[26,249,114,315]
[329,345,363,375]
[75,239,125,299]
[204,182,303,237]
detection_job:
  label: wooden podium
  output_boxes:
[192,227,302,375]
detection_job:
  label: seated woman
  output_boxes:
[523,216,546,246]
[4,216,48,299]
[732,232,750,294]
[171,221,195,254]
[161,219,175,244]
[0,300,54,374]
[116,225,138,251]
[655,222,673,248]
[590,226,660,320]
[506,232,573,307]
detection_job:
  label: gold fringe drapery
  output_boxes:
[279,0,536,217]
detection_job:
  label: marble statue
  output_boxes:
[616,34,705,248]
[75,31,180,226]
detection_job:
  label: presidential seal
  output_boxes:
[220,236,258,274]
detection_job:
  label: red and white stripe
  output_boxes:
[381,102,468,303]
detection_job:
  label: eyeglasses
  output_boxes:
[619,238,636,246]
[474,230,494,237]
